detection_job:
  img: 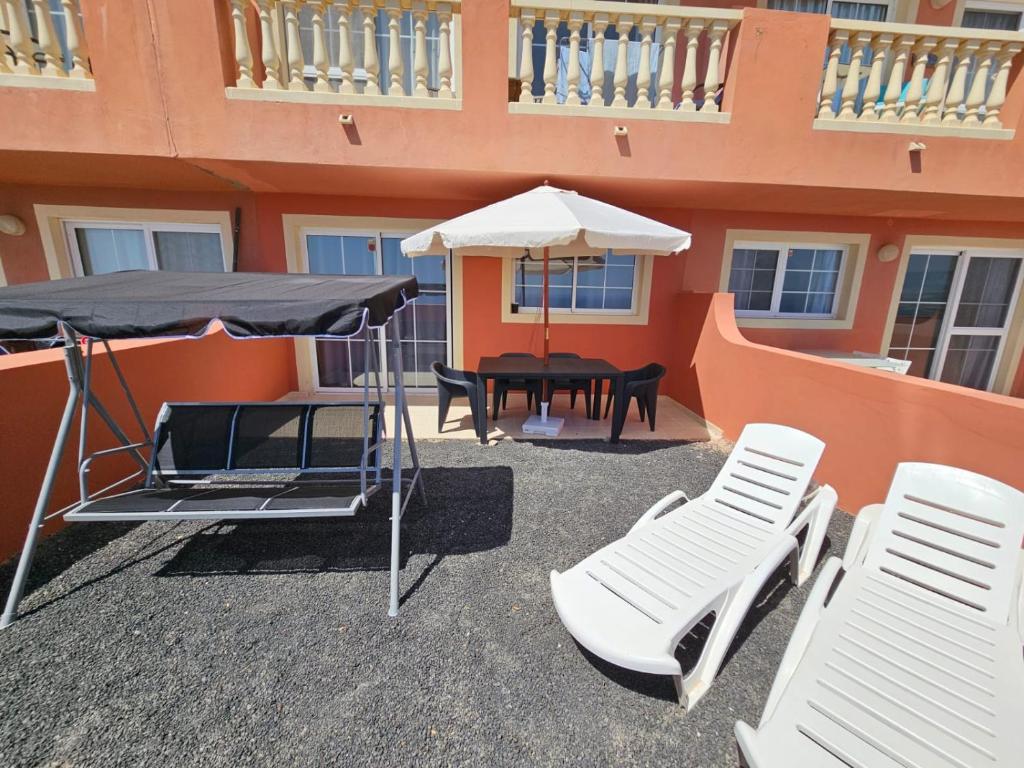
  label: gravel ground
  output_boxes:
[0,438,851,768]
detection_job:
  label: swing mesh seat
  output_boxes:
[65,402,382,522]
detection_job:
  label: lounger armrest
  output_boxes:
[734,721,768,768]
[759,556,843,725]
[842,503,884,570]
[628,490,690,534]
[787,483,836,536]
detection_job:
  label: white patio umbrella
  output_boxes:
[401,185,691,434]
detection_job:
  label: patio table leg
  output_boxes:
[592,378,603,420]
[478,376,489,445]
[609,375,626,443]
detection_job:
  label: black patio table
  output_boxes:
[476,356,626,444]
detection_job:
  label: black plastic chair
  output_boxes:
[431,361,483,434]
[493,352,543,419]
[547,352,593,417]
[603,363,666,431]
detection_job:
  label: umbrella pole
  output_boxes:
[543,246,550,364]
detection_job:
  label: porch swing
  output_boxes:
[0,271,425,628]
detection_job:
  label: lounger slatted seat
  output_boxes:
[550,423,837,710]
[735,463,1024,768]
[65,401,382,522]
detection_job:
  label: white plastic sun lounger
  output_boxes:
[550,423,837,710]
[735,462,1024,768]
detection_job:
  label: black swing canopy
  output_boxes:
[0,271,419,340]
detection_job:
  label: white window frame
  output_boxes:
[925,248,1024,391]
[299,226,453,393]
[63,220,229,276]
[730,241,847,320]
[511,255,641,316]
[959,0,1024,30]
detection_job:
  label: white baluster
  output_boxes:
[386,1,403,96]
[359,0,380,95]
[281,0,305,90]
[541,11,558,105]
[818,30,846,120]
[700,20,728,113]
[983,43,1021,128]
[30,0,64,76]
[611,15,632,108]
[4,0,39,74]
[412,2,428,97]
[588,13,608,107]
[255,0,283,89]
[859,33,891,121]
[838,31,871,120]
[518,10,535,103]
[879,35,913,123]
[942,39,978,126]
[678,19,704,112]
[632,16,655,109]
[901,37,935,123]
[311,0,331,92]
[59,0,89,79]
[565,11,583,106]
[921,38,957,125]
[963,41,998,127]
[656,17,681,111]
[335,0,354,93]
[437,3,453,98]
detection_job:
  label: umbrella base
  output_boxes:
[522,413,565,437]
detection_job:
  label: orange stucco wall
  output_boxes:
[670,292,1024,511]
[0,333,295,562]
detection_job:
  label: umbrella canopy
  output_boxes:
[400,185,692,258]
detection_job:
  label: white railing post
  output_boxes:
[30,0,65,76]
[838,31,871,120]
[818,30,846,120]
[859,33,892,121]
[565,11,583,105]
[589,13,608,107]
[385,0,404,96]
[611,14,632,108]
[983,43,1022,128]
[256,0,284,89]
[359,0,380,95]
[281,0,306,90]
[633,16,656,109]
[59,0,89,79]
[678,18,703,112]
[412,1,429,96]
[4,0,39,75]
[901,37,935,123]
[700,20,728,113]
[879,34,913,123]
[336,0,355,93]
[541,10,558,105]
[437,3,453,98]
[518,9,536,103]
[921,38,957,125]
[963,41,998,126]
[230,0,254,88]
[311,0,331,92]
[657,17,681,110]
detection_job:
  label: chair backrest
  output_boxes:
[431,360,476,386]
[627,362,666,383]
[862,462,1024,625]
[152,402,381,479]
[705,423,825,531]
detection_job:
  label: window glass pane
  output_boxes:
[776,247,842,315]
[307,234,376,275]
[954,257,1021,328]
[920,254,958,302]
[779,293,806,313]
[75,228,149,275]
[153,231,224,272]
[830,1,888,21]
[729,248,779,312]
[766,0,827,12]
[962,9,1022,30]
[909,303,946,348]
[900,253,927,301]
[939,335,1000,390]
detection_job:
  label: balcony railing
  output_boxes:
[815,18,1024,138]
[227,0,461,108]
[0,0,91,88]
[508,0,741,122]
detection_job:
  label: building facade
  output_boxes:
[2,0,1023,400]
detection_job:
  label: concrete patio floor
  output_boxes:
[0,439,850,767]
[281,391,720,443]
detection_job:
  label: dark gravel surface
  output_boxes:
[0,438,851,768]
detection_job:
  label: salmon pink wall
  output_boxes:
[0,332,295,563]
[670,292,1024,512]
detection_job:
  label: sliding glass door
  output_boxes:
[302,230,450,390]
[888,249,1023,391]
